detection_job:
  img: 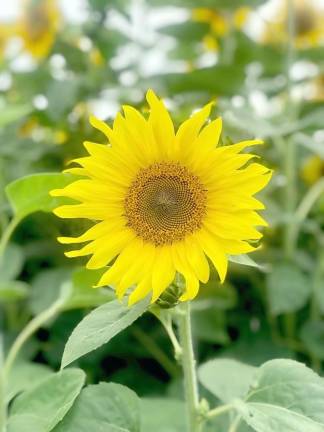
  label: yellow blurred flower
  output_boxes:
[54,129,68,145]
[89,48,105,67]
[51,90,271,306]
[0,24,12,59]
[17,0,61,58]
[193,7,250,51]
[302,155,324,185]
[263,0,324,48]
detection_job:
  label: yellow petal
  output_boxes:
[89,115,113,141]
[151,247,175,303]
[195,230,228,283]
[184,236,210,283]
[128,275,152,306]
[146,89,175,158]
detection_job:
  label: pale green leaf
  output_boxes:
[6,362,53,403]
[228,255,266,271]
[236,359,324,432]
[61,298,150,368]
[267,263,311,315]
[141,398,186,432]
[53,382,140,432]
[198,358,257,403]
[5,173,72,220]
[8,369,85,432]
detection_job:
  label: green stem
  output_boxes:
[131,325,179,378]
[0,296,65,431]
[229,415,241,432]
[177,302,201,432]
[3,297,64,377]
[206,403,233,419]
[0,216,22,260]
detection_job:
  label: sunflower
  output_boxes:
[17,0,60,58]
[192,7,250,51]
[51,90,271,306]
[263,0,324,48]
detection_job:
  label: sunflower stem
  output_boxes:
[177,301,202,432]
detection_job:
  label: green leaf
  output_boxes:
[0,243,24,281]
[0,281,29,303]
[236,359,324,432]
[7,369,85,432]
[266,263,311,315]
[229,254,266,271]
[300,321,324,360]
[5,173,72,220]
[61,297,150,368]
[141,398,186,432]
[198,358,257,403]
[53,382,140,432]
[6,362,53,403]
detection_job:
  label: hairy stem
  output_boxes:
[177,302,201,432]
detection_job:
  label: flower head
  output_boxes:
[263,0,324,48]
[51,90,271,306]
[17,0,60,58]
[192,7,250,51]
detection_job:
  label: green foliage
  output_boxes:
[7,369,85,432]
[5,173,72,220]
[54,383,140,432]
[61,298,150,368]
[266,263,311,315]
[199,358,257,403]
[235,359,324,432]
[6,362,53,403]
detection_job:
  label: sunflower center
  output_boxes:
[124,163,207,246]
[294,8,315,35]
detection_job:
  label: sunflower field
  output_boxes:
[0,0,324,431]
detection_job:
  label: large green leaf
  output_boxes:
[266,263,311,315]
[236,359,324,432]
[7,369,85,432]
[141,398,186,432]
[5,173,72,220]
[54,383,140,432]
[61,298,150,368]
[198,358,257,403]
[6,362,53,403]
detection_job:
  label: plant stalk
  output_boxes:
[177,301,201,432]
